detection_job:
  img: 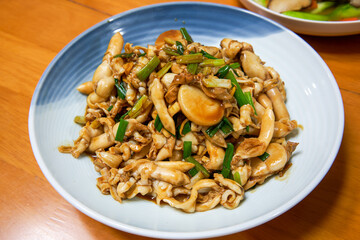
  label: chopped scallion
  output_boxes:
[157,62,172,79]
[114,78,127,99]
[245,125,250,132]
[187,63,198,75]
[128,95,148,118]
[225,70,248,107]
[138,52,146,57]
[200,58,225,67]
[176,41,184,55]
[244,91,257,115]
[188,168,199,177]
[221,143,234,178]
[229,62,241,69]
[258,152,270,161]
[181,121,191,136]
[180,27,193,43]
[115,118,129,142]
[185,156,210,178]
[203,78,232,88]
[183,141,192,159]
[107,105,113,111]
[220,117,234,135]
[216,65,230,78]
[206,121,224,138]
[154,114,163,132]
[136,55,160,81]
[233,171,242,185]
[200,50,217,59]
[163,47,180,56]
[113,53,134,58]
[176,53,203,64]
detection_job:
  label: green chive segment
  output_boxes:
[176,53,203,64]
[258,152,270,161]
[115,118,129,142]
[180,27,193,43]
[128,95,148,118]
[154,114,163,132]
[114,78,127,99]
[114,53,134,58]
[233,171,242,185]
[221,143,234,178]
[185,156,210,178]
[201,50,217,59]
[157,62,172,79]
[176,41,184,55]
[136,55,160,81]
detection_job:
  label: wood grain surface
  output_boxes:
[0,0,359,239]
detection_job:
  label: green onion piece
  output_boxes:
[200,66,212,75]
[183,141,198,176]
[176,41,184,55]
[229,62,241,69]
[136,55,160,81]
[187,63,198,75]
[217,65,230,78]
[185,156,210,178]
[188,168,198,177]
[163,47,180,56]
[113,53,134,58]
[114,113,121,122]
[203,78,232,88]
[233,171,242,185]
[200,50,218,59]
[115,118,129,142]
[74,115,86,125]
[107,105,113,111]
[180,27,193,43]
[157,62,172,79]
[154,114,163,132]
[245,125,250,133]
[258,152,270,161]
[221,143,234,178]
[114,78,127,99]
[176,53,203,64]
[220,117,234,135]
[164,37,176,45]
[138,52,146,57]
[244,92,257,115]
[181,121,191,136]
[128,95,148,118]
[200,58,225,67]
[206,121,224,138]
[183,141,192,159]
[225,70,248,107]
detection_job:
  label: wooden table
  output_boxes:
[1,0,359,239]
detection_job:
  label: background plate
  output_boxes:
[29,2,344,239]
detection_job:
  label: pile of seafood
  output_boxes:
[59,28,298,213]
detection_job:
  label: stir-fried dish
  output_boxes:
[59,28,299,213]
[254,0,360,21]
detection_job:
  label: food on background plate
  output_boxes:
[59,28,298,213]
[253,0,360,21]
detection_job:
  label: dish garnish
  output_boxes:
[59,28,299,213]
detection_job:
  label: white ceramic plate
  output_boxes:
[29,2,344,239]
[240,0,360,36]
